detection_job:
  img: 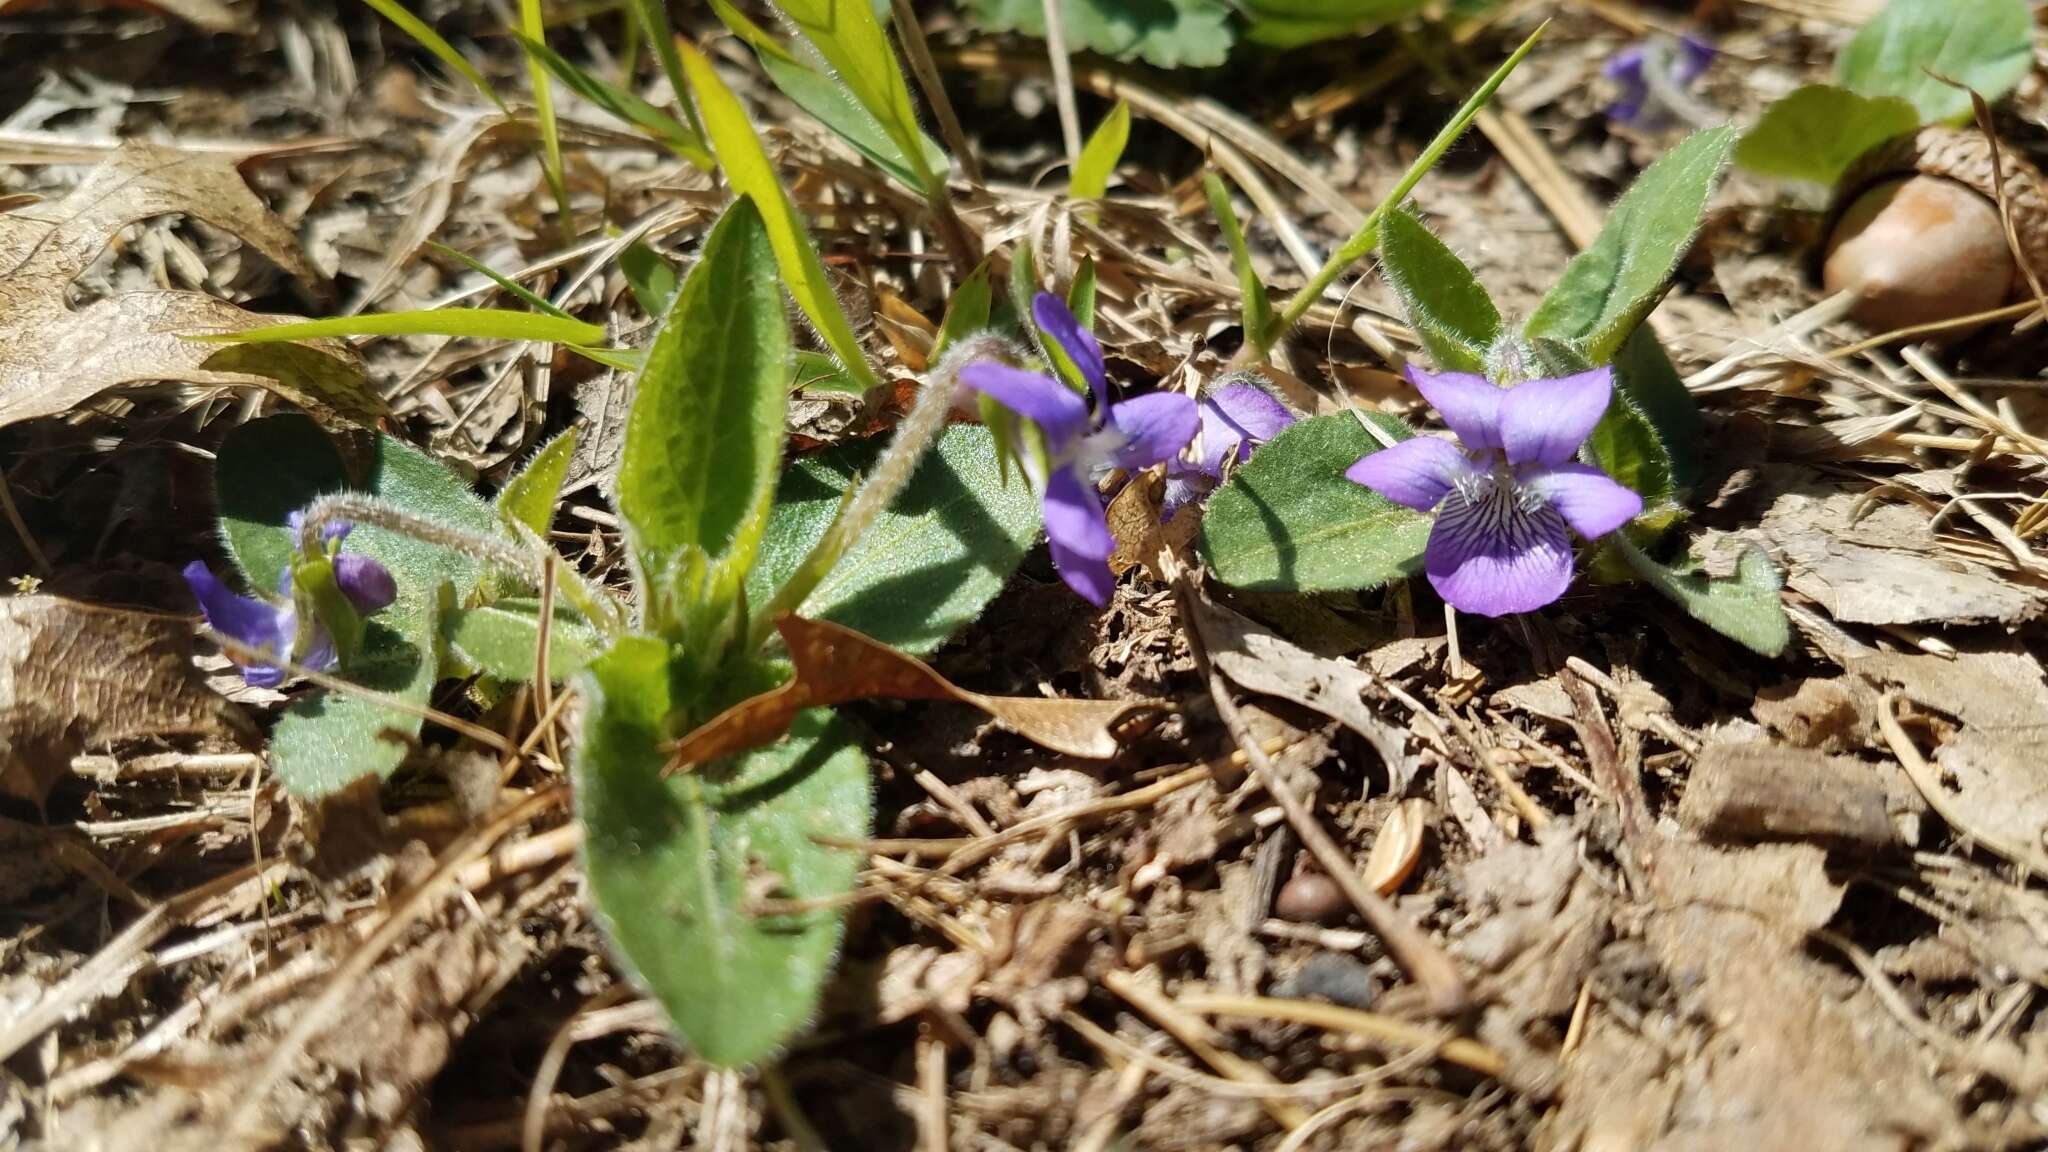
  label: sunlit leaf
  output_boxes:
[1200,412,1431,592]
[1735,84,1921,186]
[770,0,940,189]
[193,308,605,347]
[618,240,679,316]
[1070,99,1130,201]
[1837,0,2034,124]
[444,598,598,681]
[1614,537,1789,656]
[429,241,572,319]
[930,258,993,364]
[681,40,881,394]
[513,32,712,167]
[1377,205,1498,376]
[497,428,578,537]
[1204,171,1272,349]
[575,637,869,1067]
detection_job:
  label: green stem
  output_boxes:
[1240,21,1548,366]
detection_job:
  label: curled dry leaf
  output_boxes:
[0,596,251,804]
[1363,798,1430,895]
[668,616,1168,771]
[0,142,378,430]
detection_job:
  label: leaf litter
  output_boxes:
[4,3,2048,1150]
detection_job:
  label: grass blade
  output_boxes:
[428,242,572,319]
[1203,172,1271,349]
[517,0,572,239]
[1070,99,1129,202]
[194,309,606,346]
[357,0,507,113]
[513,32,711,168]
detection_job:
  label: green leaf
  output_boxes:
[1836,0,2034,124]
[575,637,870,1067]
[217,413,348,593]
[444,598,598,680]
[513,33,712,167]
[964,0,1234,68]
[1377,205,1499,375]
[1533,334,1677,505]
[1067,256,1099,330]
[618,198,788,638]
[770,0,940,189]
[1070,99,1131,201]
[357,0,507,112]
[1204,172,1273,349]
[497,428,578,537]
[429,243,573,319]
[1199,412,1432,592]
[517,0,571,233]
[270,603,441,797]
[1735,85,1922,186]
[195,308,605,347]
[931,258,993,363]
[1614,537,1789,656]
[625,0,707,150]
[1525,125,1737,366]
[682,40,882,394]
[1610,327,1697,491]
[619,240,679,317]
[1239,0,1430,46]
[746,425,1041,655]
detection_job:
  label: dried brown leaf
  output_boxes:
[0,596,250,804]
[0,0,241,31]
[0,142,378,430]
[669,616,1167,770]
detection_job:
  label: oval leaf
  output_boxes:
[575,636,870,1067]
[746,425,1041,655]
[1199,411,1432,593]
[1836,0,2034,125]
[444,599,598,681]
[1378,206,1500,375]
[1735,84,1922,186]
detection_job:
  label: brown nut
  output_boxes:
[1822,127,2048,335]
[1274,870,1346,924]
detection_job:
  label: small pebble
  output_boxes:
[1274,871,1346,924]
[1275,952,1378,1011]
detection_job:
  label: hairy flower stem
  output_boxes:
[297,494,623,635]
[748,345,986,651]
[1235,22,1545,368]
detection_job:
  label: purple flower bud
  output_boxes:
[333,554,397,612]
[1604,33,1715,129]
[182,560,306,688]
[287,510,352,547]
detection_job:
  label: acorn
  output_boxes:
[1821,127,2048,335]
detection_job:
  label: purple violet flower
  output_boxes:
[184,518,397,687]
[1163,381,1297,519]
[1604,33,1715,128]
[1345,365,1643,618]
[960,293,1198,605]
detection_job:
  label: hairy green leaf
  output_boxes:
[1525,125,1736,365]
[1735,84,1921,186]
[1378,206,1499,375]
[1837,0,2034,124]
[497,428,578,537]
[1615,537,1789,656]
[1200,412,1431,592]
[1239,0,1430,46]
[444,598,598,681]
[575,637,870,1066]
[618,198,788,638]
[270,603,440,797]
[1067,256,1099,330]
[747,425,1041,655]
[1071,100,1131,201]
[682,40,881,393]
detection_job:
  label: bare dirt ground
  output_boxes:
[3,0,2048,1148]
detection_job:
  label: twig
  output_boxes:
[1100,970,1309,1129]
[916,1034,948,1152]
[888,0,979,186]
[0,466,49,575]
[1177,992,1505,1077]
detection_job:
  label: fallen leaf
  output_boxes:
[1761,482,2045,627]
[668,616,1167,770]
[0,596,250,804]
[1187,593,1416,792]
[0,142,378,430]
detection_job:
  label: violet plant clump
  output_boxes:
[184,514,397,687]
[959,293,1198,605]
[1345,366,1642,617]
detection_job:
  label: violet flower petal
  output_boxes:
[1102,392,1199,473]
[1032,293,1106,397]
[184,560,295,686]
[1499,367,1613,468]
[1526,462,1643,539]
[959,361,1090,447]
[287,510,351,547]
[1405,366,1505,453]
[334,554,398,611]
[1196,383,1294,476]
[1673,34,1715,85]
[1344,435,1473,512]
[1042,466,1115,606]
[1424,491,1575,617]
